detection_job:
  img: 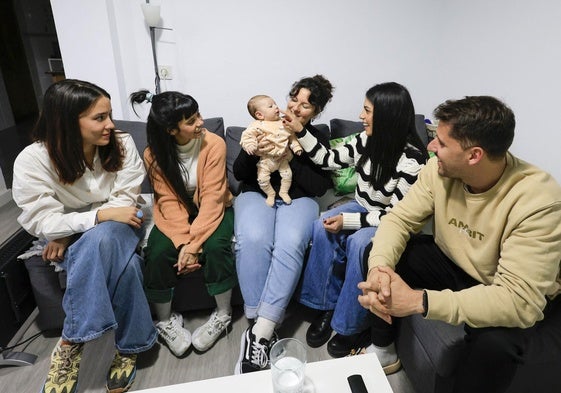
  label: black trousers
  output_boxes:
[364,234,561,393]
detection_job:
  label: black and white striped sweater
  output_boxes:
[298,129,426,229]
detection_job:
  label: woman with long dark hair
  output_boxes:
[13,79,156,393]
[284,82,428,364]
[130,90,236,357]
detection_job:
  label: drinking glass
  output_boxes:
[270,338,307,393]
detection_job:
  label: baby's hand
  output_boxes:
[243,145,257,155]
[295,149,303,156]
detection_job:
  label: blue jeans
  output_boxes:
[59,221,157,354]
[298,200,376,336]
[234,192,319,324]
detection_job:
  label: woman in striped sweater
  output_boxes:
[282,82,429,357]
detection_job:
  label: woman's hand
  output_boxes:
[281,109,305,134]
[174,246,201,275]
[96,206,143,229]
[42,236,73,262]
[323,214,344,233]
[253,133,274,155]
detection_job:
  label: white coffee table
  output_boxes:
[135,353,392,392]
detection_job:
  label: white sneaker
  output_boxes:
[156,311,192,357]
[192,310,231,352]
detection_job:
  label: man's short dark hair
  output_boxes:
[434,96,515,159]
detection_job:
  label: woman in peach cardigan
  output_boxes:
[130,90,236,357]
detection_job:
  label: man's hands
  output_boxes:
[358,266,425,324]
[174,246,201,275]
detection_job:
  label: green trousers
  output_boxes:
[143,207,236,303]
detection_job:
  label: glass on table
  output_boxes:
[270,338,307,393]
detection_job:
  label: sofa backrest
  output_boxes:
[116,115,429,197]
[114,117,226,194]
[329,114,429,146]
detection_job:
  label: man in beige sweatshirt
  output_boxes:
[358,96,561,392]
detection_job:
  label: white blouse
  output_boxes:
[12,133,145,241]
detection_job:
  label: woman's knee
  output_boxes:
[82,221,139,246]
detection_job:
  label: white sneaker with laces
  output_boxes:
[156,311,191,357]
[192,310,231,352]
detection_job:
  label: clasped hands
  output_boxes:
[175,245,201,275]
[358,266,425,324]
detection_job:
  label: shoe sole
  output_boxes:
[382,359,401,375]
[106,367,136,393]
[234,330,248,375]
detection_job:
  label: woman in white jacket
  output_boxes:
[12,79,156,393]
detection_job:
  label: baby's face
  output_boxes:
[257,97,281,121]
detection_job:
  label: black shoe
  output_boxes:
[306,310,334,348]
[234,325,272,374]
[327,330,370,358]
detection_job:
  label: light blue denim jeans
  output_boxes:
[59,221,157,354]
[234,192,319,324]
[298,200,376,336]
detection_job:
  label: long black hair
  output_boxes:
[130,90,198,216]
[357,82,429,190]
[34,79,123,184]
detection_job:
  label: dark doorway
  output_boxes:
[0,0,39,122]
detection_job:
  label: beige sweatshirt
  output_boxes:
[368,154,561,328]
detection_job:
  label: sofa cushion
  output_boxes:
[114,120,151,193]
[398,314,466,378]
[329,132,360,195]
[396,315,465,393]
[330,115,429,147]
[225,126,244,195]
[203,117,225,139]
[330,119,363,139]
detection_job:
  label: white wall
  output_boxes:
[49,0,561,182]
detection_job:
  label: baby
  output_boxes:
[240,95,303,206]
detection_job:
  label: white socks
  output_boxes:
[152,301,172,322]
[365,342,398,366]
[252,317,276,342]
[214,289,233,317]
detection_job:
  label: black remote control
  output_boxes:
[347,374,368,393]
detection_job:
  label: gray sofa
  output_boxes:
[27,115,427,324]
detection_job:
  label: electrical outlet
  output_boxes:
[158,65,173,80]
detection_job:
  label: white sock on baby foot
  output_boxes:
[365,342,400,372]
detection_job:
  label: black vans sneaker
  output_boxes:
[234,325,272,374]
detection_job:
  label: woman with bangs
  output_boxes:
[130,90,236,357]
